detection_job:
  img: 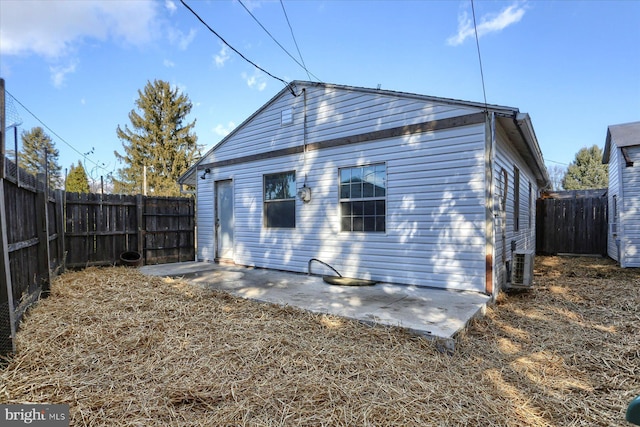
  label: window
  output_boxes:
[264,171,296,228]
[339,164,386,232]
[612,195,618,234]
[528,181,533,229]
[513,166,520,231]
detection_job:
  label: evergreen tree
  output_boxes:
[113,79,201,196]
[19,126,63,188]
[562,145,608,190]
[66,161,90,193]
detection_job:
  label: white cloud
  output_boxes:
[165,0,177,14]
[214,45,231,68]
[0,1,159,58]
[447,2,527,46]
[168,27,197,51]
[50,61,78,88]
[242,69,267,91]
[164,59,175,68]
[214,121,236,137]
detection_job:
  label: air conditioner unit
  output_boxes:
[510,250,534,287]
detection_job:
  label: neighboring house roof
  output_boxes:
[603,121,640,164]
[179,81,550,187]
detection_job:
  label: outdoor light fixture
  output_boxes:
[200,168,211,180]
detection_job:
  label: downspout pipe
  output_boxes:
[485,111,496,297]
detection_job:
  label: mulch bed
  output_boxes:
[1,256,638,426]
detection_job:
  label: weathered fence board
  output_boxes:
[536,191,608,255]
[1,154,196,357]
[0,157,64,355]
[65,193,139,268]
[143,196,195,265]
[64,193,195,268]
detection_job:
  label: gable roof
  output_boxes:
[603,121,640,163]
[180,81,549,187]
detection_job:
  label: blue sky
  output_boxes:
[1,0,639,184]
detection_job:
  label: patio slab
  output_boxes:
[139,262,490,349]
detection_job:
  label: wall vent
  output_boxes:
[281,108,293,126]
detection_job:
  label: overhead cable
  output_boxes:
[180,0,298,96]
[6,90,111,174]
[238,0,318,81]
[546,159,569,166]
[470,0,488,110]
[280,0,315,81]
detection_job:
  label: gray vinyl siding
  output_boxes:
[194,83,544,292]
[621,146,640,267]
[202,124,486,291]
[204,85,478,165]
[607,147,621,262]
[493,123,538,288]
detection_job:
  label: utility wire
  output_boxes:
[237,0,319,81]
[180,0,297,95]
[279,0,315,81]
[470,0,488,110]
[546,159,569,166]
[6,90,111,174]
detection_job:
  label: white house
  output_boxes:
[180,81,549,297]
[603,121,640,267]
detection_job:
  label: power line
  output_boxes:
[470,0,488,109]
[546,159,569,166]
[279,0,315,81]
[5,90,111,174]
[237,0,319,81]
[180,0,298,96]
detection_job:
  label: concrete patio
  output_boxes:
[139,261,490,348]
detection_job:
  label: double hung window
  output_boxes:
[264,171,296,228]
[339,164,386,232]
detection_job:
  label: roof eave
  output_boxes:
[495,112,550,189]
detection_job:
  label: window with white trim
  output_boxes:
[264,171,296,228]
[339,164,386,232]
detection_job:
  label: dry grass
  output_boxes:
[0,256,638,426]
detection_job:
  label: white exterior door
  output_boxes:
[215,180,234,260]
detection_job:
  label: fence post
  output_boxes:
[54,189,65,273]
[0,181,16,354]
[136,194,145,264]
[36,190,52,294]
[0,79,4,180]
[0,78,17,354]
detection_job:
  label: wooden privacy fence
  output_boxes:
[536,190,608,256]
[1,161,195,357]
[65,193,195,268]
[1,158,65,356]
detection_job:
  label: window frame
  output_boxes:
[338,163,387,233]
[263,170,296,229]
[528,181,533,229]
[513,166,520,232]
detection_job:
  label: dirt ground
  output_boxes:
[1,256,638,426]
